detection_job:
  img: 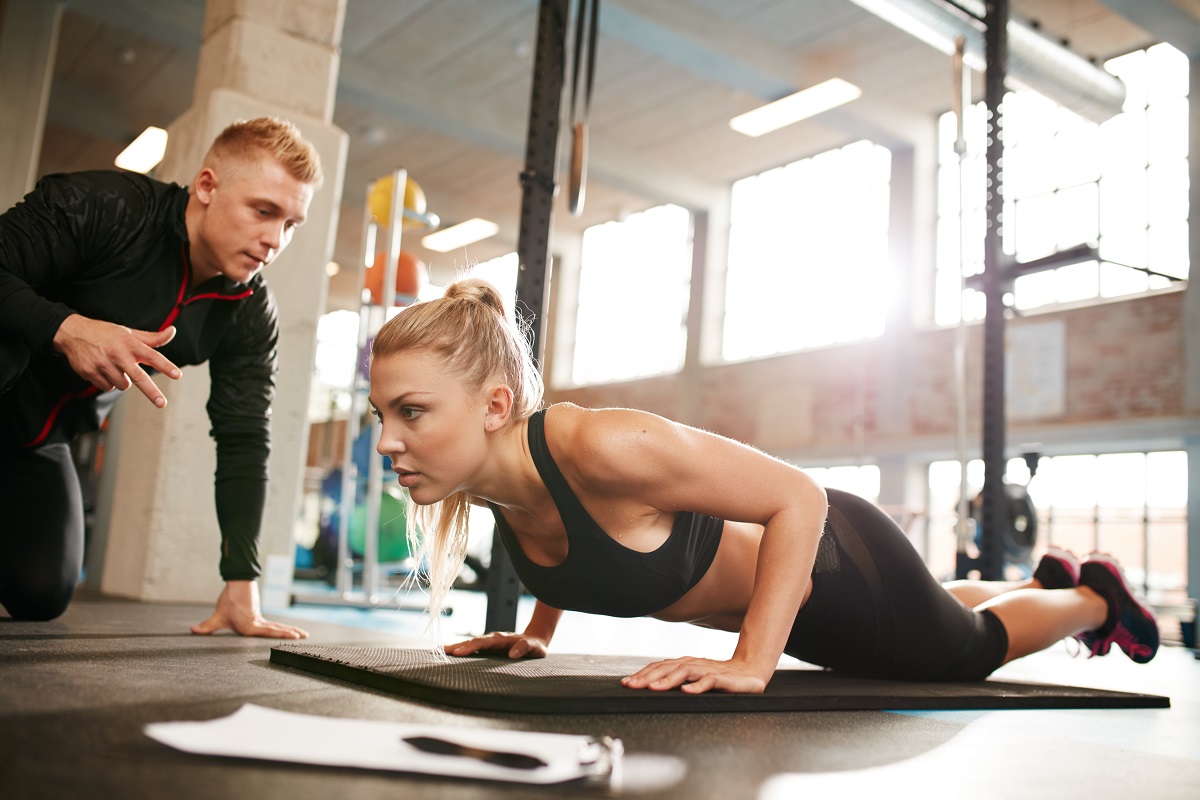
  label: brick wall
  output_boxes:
[548,289,1186,458]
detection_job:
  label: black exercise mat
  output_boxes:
[270,644,1169,713]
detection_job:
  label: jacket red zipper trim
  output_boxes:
[23,244,251,447]
[186,289,253,303]
[153,242,192,332]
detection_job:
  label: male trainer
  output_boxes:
[0,117,319,639]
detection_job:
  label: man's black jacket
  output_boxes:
[0,170,278,581]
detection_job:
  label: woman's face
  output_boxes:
[368,349,490,505]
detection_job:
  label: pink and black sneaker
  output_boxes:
[1076,554,1159,664]
[1032,547,1080,590]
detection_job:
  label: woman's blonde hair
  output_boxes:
[371,277,543,626]
[203,116,323,187]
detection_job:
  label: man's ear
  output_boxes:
[483,384,514,432]
[192,167,218,205]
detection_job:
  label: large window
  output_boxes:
[463,251,520,317]
[803,464,880,503]
[572,204,692,385]
[723,140,893,360]
[935,43,1189,324]
[926,452,1188,614]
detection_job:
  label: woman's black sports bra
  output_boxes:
[488,408,724,618]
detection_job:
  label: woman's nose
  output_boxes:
[377,427,404,456]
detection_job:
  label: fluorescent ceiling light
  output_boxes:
[115,126,168,173]
[729,78,862,137]
[421,218,499,252]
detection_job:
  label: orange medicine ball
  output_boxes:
[365,250,427,306]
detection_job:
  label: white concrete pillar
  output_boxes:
[875,139,940,566]
[97,1,347,608]
[1186,60,1200,416]
[1185,57,1200,644]
[696,189,732,368]
[876,146,919,441]
[546,231,582,391]
[875,454,934,562]
[678,209,710,428]
[0,0,62,211]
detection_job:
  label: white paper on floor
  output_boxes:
[145,704,617,785]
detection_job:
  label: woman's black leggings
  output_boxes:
[0,443,84,621]
[786,488,1009,681]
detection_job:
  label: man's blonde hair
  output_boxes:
[203,117,323,187]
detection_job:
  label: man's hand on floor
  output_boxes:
[190,580,309,639]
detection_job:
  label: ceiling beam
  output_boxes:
[601,0,797,98]
[45,80,135,143]
[1098,0,1200,57]
[603,0,930,146]
[66,0,725,209]
[337,59,725,209]
[65,0,203,49]
[336,61,526,160]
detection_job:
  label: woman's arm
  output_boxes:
[736,505,825,677]
[619,501,826,694]
[560,405,828,694]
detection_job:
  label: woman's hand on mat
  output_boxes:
[190,580,309,639]
[445,632,548,659]
[620,656,768,694]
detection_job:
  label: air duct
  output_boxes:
[847,0,1126,123]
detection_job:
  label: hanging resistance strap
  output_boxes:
[568,0,599,217]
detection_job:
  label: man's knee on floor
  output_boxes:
[0,574,76,621]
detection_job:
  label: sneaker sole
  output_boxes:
[1035,547,1080,589]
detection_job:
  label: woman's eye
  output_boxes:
[401,407,423,420]
[369,408,382,423]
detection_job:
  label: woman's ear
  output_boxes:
[483,384,514,432]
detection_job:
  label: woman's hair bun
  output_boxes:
[445,277,506,316]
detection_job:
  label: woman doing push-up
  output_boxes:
[367,278,1159,695]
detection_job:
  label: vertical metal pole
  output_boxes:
[334,171,405,603]
[952,37,974,570]
[1187,436,1200,648]
[485,0,570,632]
[336,188,376,597]
[979,0,1009,581]
[1142,465,1150,596]
[362,167,407,601]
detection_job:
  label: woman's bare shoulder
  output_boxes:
[546,404,686,486]
[548,402,678,446]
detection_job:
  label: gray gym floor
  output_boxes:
[3,588,1197,799]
